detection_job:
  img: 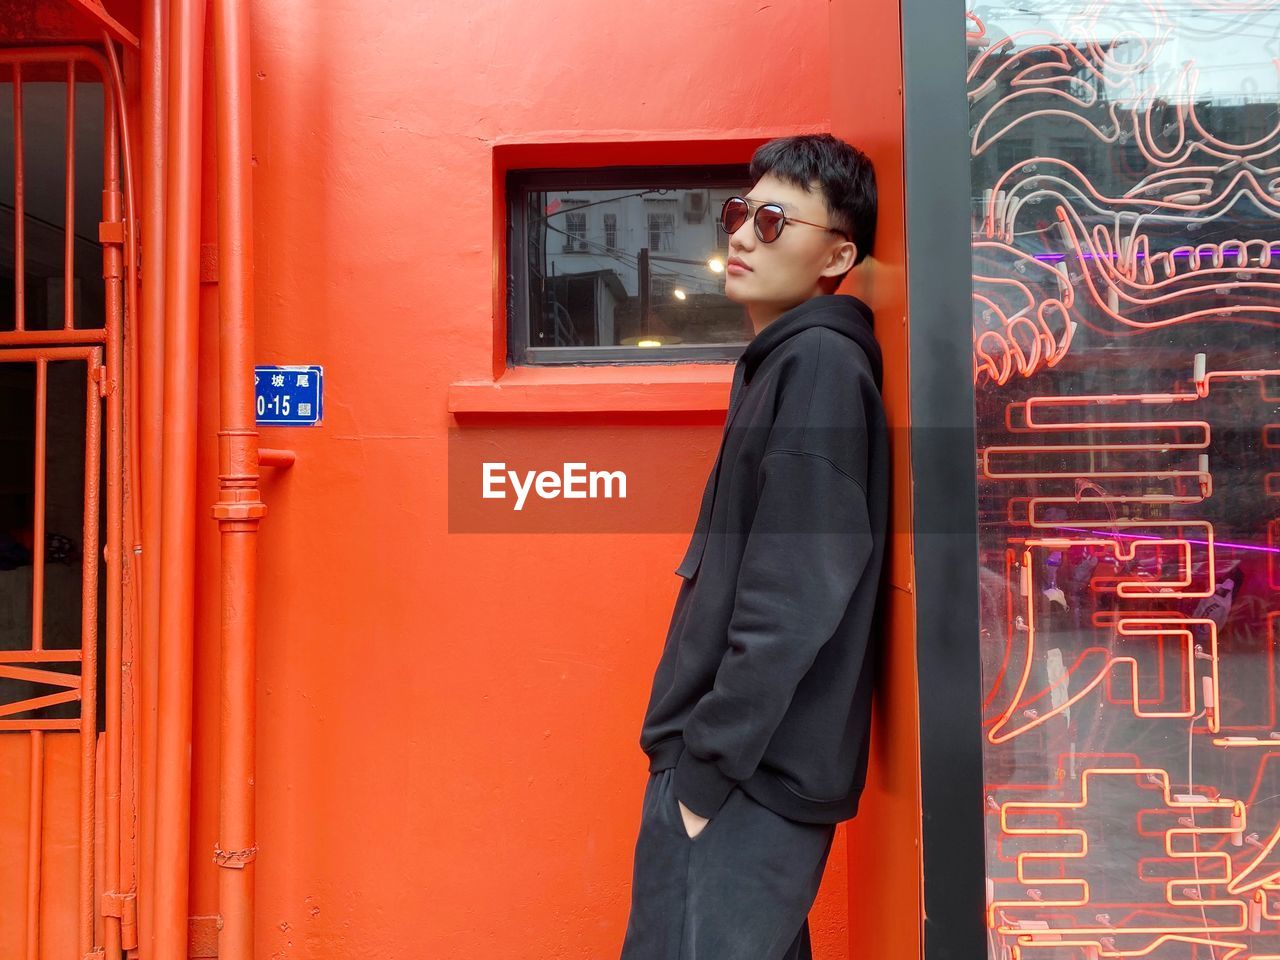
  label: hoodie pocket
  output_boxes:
[666,769,716,843]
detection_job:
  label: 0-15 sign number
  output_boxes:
[258,394,292,417]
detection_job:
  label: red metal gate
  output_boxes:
[0,45,135,960]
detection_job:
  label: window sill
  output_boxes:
[447,364,734,415]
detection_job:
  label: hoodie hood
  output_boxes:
[740,294,882,390]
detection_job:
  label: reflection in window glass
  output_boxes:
[512,171,753,362]
[968,2,1280,955]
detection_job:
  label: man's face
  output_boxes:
[722,172,857,312]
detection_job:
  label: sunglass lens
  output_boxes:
[721,198,749,234]
[756,206,785,242]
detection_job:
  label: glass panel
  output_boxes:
[967,2,1280,955]
[0,79,107,332]
[522,182,753,353]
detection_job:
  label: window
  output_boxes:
[563,206,588,253]
[965,2,1280,944]
[650,275,679,300]
[646,203,677,252]
[996,136,1034,177]
[507,164,753,364]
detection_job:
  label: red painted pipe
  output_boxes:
[137,1,168,954]
[154,0,205,955]
[100,51,125,960]
[212,0,265,956]
[104,26,147,958]
[258,448,296,469]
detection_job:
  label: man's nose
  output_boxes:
[730,222,755,251]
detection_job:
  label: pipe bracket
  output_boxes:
[213,841,260,869]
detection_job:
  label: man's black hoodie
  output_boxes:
[638,293,888,825]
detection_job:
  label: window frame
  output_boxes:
[506,163,752,366]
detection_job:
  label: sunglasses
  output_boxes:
[718,195,852,244]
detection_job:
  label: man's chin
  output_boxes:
[723,280,751,305]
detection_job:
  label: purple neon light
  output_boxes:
[1032,249,1275,263]
[1053,523,1280,556]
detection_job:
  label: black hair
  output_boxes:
[748,133,877,279]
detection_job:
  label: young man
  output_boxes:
[619,134,887,960]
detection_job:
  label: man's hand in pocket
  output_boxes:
[677,799,710,839]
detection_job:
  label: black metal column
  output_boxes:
[902,1,988,957]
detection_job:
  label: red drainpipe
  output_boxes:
[154,0,204,954]
[211,0,268,955]
[136,0,167,954]
[104,33,142,959]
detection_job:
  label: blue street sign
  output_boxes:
[255,365,323,426]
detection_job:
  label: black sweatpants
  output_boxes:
[619,766,838,960]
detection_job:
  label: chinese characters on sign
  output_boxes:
[255,365,323,425]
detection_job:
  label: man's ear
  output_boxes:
[821,240,858,279]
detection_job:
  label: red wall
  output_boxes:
[180,1,918,957]
[830,0,925,955]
